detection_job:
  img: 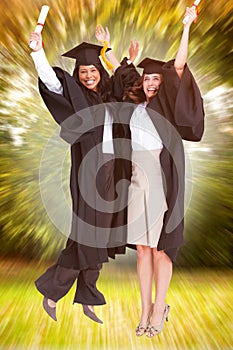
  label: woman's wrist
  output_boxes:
[183,24,191,33]
[32,46,43,52]
[99,40,110,48]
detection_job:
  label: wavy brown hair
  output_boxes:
[123,76,146,104]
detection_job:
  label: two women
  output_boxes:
[96,6,204,337]
[30,5,204,336]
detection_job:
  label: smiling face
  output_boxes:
[78,65,101,91]
[142,73,162,102]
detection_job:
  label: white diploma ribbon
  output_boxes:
[29,5,50,49]
[183,0,200,24]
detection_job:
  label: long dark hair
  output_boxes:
[73,63,115,105]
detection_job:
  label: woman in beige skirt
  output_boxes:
[96,6,204,337]
[126,100,172,338]
[118,6,200,337]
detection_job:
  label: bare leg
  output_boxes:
[137,245,153,325]
[150,248,172,326]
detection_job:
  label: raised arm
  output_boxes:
[95,25,121,71]
[29,32,63,95]
[174,6,198,79]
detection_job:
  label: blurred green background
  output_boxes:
[0,0,232,349]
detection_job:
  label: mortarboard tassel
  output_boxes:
[100,41,115,71]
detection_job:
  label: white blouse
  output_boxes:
[31,49,114,153]
[130,102,163,150]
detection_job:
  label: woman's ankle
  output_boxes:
[47,298,56,308]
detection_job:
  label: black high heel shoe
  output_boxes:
[82,305,103,324]
[43,297,57,321]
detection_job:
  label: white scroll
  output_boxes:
[29,5,50,49]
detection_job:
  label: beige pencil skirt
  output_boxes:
[127,149,168,247]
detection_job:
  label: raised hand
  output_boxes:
[29,32,43,51]
[95,25,110,46]
[129,39,139,63]
[183,6,198,27]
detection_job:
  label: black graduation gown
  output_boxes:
[39,67,127,270]
[113,59,205,261]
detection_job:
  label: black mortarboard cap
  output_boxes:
[137,58,165,74]
[62,42,111,68]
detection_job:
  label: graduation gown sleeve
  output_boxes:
[39,67,95,144]
[113,58,140,101]
[161,60,205,141]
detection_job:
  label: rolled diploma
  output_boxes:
[183,0,200,24]
[30,5,50,49]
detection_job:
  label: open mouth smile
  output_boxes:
[85,80,95,85]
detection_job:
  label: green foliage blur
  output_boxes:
[0,0,232,266]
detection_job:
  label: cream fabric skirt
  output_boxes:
[127,150,168,247]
